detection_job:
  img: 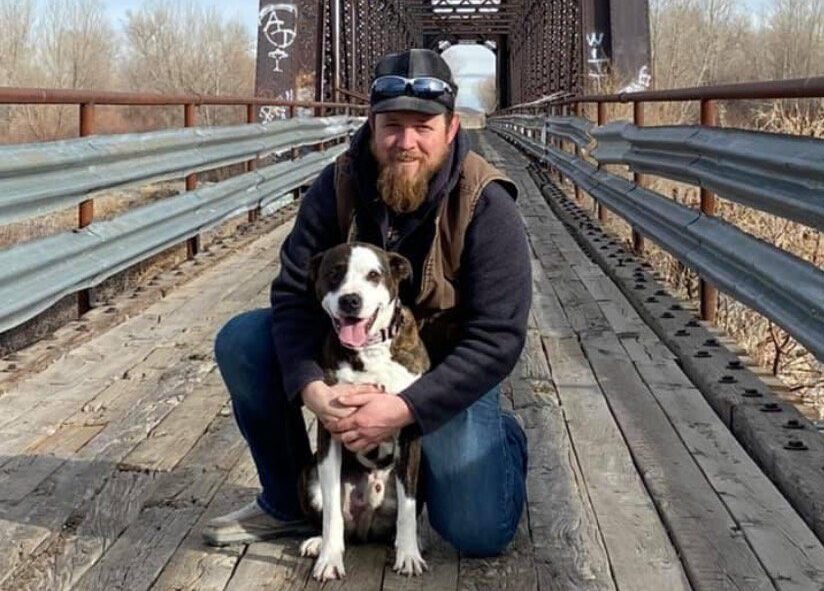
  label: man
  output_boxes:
[207,48,531,556]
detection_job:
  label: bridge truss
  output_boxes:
[254,0,650,112]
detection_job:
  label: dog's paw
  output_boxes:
[312,548,346,581]
[393,548,428,577]
[299,536,322,558]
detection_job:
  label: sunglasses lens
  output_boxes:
[411,78,450,98]
[371,76,408,100]
[371,76,453,103]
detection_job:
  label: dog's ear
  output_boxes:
[388,252,412,283]
[307,251,325,291]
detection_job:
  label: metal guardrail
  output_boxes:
[495,115,594,150]
[0,116,359,226]
[591,121,824,231]
[489,120,824,361]
[0,145,346,333]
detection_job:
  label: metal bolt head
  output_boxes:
[661,312,674,319]
[686,319,700,327]
[783,419,804,430]
[719,374,737,383]
[646,296,658,303]
[675,329,690,337]
[784,439,808,451]
[727,360,743,370]
[760,403,781,412]
[742,388,762,398]
[694,350,711,358]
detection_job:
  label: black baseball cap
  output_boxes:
[370,49,458,115]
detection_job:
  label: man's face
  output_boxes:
[369,110,460,213]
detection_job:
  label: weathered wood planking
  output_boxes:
[0,221,291,586]
[635,361,824,590]
[580,332,774,590]
[151,452,259,591]
[511,347,616,591]
[541,335,690,591]
[119,369,231,472]
[73,414,245,590]
[486,135,689,590]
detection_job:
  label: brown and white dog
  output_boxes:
[298,242,429,581]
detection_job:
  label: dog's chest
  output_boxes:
[335,344,419,393]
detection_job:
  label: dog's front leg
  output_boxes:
[313,430,346,580]
[393,430,427,576]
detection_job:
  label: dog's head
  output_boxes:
[308,243,412,349]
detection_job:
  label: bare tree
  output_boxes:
[122,0,254,127]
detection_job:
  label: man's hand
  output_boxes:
[327,392,415,453]
[300,381,384,429]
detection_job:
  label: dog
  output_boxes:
[298,242,430,581]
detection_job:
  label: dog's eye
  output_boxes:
[329,268,344,284]
[367,270,381,282]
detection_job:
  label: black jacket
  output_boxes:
[270,122,531,435]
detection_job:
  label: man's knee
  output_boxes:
[214,309,272,371]
[214,308,281,411]
[429,510,515,557]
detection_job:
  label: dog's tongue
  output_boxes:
[339,318,370,348]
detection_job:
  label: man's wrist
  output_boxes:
[396,395,417,427]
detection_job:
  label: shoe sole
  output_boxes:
[203,522,317,547]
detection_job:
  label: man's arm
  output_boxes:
[270,164,341,403]
[397,181,532,434]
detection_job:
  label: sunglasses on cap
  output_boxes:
[370,75,455,103]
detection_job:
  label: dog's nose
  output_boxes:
[339,293,362,315]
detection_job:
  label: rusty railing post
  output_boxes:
[246,103,260,223]
[700,99,718,323]
[290,104,300,202]
[77,102,95,315]
[573,101,581,203]
[184,103,200,258]
[317,104,326,151]
[596,101,608,222]
[631,101,645,255]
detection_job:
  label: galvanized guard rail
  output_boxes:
[0,146,346,333]
[591,121,824,230]
[489,113,824,361]
[0,87,368,334]
[0,116,358,225]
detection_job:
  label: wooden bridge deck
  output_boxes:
[1,131,823,590]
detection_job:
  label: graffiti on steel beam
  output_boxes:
[586,31,609,90]
[259,3,298,74]
[259,89,294,122]
[618,65,652,93]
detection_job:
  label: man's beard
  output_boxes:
[375,150,448,214]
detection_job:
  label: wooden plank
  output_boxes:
[151,453,259,591]
[119,369,229,472]
[223,541,312,591]
[515,377,616,591]
[458,512,537,591]
[580,332,774,590]
[542,336,690,591]
[635,361,824,590]
[7,470,159,591]
[0,424,103,502]
[74,415,245,591]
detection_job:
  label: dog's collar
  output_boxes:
[341,301,403,350]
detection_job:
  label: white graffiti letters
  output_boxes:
[259,3,298,74]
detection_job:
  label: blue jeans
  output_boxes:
[214,308,528,556]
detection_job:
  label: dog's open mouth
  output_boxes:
[333,306,380,349]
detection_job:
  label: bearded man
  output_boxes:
[206,48,531,556]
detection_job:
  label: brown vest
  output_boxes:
[334,149,517,358]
